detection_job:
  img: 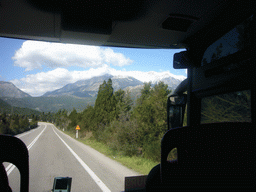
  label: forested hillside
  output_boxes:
[2,96,95,113]
[0,99,40,135]
[0,113,38,135]
[44,78,174,162]
[0,98,41,116]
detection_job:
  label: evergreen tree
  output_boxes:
[79,105,96,132]
[132,82,171,152]
[114,89,133,118]
[137,82,152,104]
[68,108,78,130]
[94,78,116,125]
[19,116,29,132]
[10,115,20,134]
[0,113,9,134]
[54,109,69,130]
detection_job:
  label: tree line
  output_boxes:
[49,79,171,162]
[0,113,38,135]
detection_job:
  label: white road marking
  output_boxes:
[5,125,47,175]
[27,126,46,151]
[16,123,46,138]
[16,129,36,138]
[52,126,111,192]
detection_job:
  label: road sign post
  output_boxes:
[75,125,80,139]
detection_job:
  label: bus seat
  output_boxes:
[154,122,254,191]
[0,135,29,192]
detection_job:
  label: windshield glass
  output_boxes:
[0,36,186,191]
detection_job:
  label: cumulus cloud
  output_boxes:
[11,65,186,97]
[11,67,105,96]
[12,41,133,71]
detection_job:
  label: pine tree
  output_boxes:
[68,108,78,130]
[79,105,95,132]
[94,78,116,125]
[132,81,171,148]
[137,82,152,104]
[114,89,133,120]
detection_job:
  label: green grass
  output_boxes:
[60,129,158,175]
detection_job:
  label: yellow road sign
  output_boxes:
[76,125,81,130]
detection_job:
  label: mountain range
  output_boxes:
[0,74,184,112]
[0,81,31,98]
[0,97,41,115]
[43,74,144,97]
[42,73,183,98]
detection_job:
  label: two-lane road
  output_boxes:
[5,122,139,191]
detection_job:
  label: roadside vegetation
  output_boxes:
[0,113,38,135]
[39,79,177,174]
[0,98,40,135]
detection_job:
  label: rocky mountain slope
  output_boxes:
[43,74,183,98]
[0,81,31,98]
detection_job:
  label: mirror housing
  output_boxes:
[167,94,187,129]
[173,51,194,69]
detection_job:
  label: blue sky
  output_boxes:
[0,37,186,96]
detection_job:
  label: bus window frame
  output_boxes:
[187,14,255,126]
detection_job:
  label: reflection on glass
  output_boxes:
[201,15,253,66]
[201,90,251,124]
[169,106,182,128]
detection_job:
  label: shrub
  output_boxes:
[143,139,161,162]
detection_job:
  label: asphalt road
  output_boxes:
[4,122,140,192]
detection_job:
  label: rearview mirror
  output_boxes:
[173,51,193,69]
[167,94,187,129]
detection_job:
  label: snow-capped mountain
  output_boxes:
[127,71,186,84]
[43,73,185,98]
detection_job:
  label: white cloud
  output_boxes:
[11,65,186,97]
[12,41,133,71]
[103,48,133,66]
